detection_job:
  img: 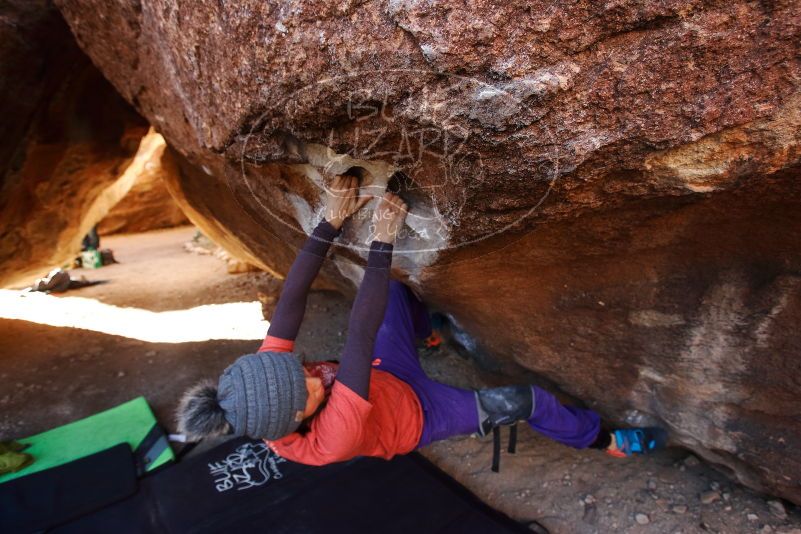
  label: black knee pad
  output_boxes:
[475,385,534,437]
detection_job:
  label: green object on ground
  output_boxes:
[0,397,173,484]
[81,248,102,269]
[0,450,33,474]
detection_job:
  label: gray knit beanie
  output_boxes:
[176,352,307,441]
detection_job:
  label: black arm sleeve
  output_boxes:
[335,241,393,399]
[266,219,341,341]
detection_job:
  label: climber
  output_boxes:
[176,174,666,470]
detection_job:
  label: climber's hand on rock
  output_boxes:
[325,174,371,230]
[372,192,408,245]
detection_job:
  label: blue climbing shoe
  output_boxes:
[607,427,667,457]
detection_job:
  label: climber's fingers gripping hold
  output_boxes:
[325,174,371,230]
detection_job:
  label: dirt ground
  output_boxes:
[1,226,799,533]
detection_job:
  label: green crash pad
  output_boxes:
[0,397,173,483]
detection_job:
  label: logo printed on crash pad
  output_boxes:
[207,442,287,492]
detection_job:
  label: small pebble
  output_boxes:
[747,513,759,521]
[635,513,650,525]
[116,371,125,378]
[684,455,700,467]
[647,479,657,490]
[710,481,721,491]
[700,490,721,505]
[584,494,596,505]
[767,500,787,519]
[723,492,731,501]
[672,505,688,514]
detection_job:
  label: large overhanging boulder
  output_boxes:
[55,1,801,501]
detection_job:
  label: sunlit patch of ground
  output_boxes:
[0,290,267,343]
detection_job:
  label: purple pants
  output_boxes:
[373,281,602,449]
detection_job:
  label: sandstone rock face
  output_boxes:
[97,131,189,235]
[56,1,801,501]
[0,0,148,287]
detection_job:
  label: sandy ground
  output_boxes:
[1,226,799,533]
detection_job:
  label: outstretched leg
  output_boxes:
[413,382,604,451]
[527,386,601,448]
[476,385,666,457]
[474,384,601,448]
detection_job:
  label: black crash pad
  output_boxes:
[1,443,137,533]
[54,437,529,533]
